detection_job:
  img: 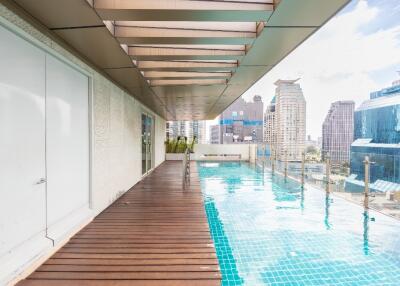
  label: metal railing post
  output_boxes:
[187,151,191,185]
[182,149,187,187]
[262,144,266,170]
[182,148,191,187]
[271,145,275,175]
[325,153,331,194]
[284,150,288,180]
[364,156,370,209]
[301,151,305,189]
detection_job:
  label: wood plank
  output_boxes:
[52,253,217,259]
[17,280,220,286]
[45,258,219,266]
[38,265,220,272]
[71,235,212,239]
[81,226,210,230]
[68,239,214,244]
[17,162,221,286]
[57,248,215,254]
[63,243,214,248]
[29,271,221,280]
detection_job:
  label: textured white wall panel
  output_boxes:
[0,4,166,284]
[154,112,167,167]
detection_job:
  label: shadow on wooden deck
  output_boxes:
[17,161,221,286]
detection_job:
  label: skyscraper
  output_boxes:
[210,125,221,144]
[350,74,400,184]
[263,97,276,146]
[274,79,306,161]
[322,101,355,165]
[167,120,206,144]
[211,95,264,144]
[191,121,207,144]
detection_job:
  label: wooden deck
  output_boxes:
[17,161,221,286]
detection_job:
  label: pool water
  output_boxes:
[198,162,400,286]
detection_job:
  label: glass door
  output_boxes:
[146,116,153,173]
[141,114,147,175]
[141,113,153,175]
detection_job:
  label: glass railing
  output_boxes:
[256,143,400,219]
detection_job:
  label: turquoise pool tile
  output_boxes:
[198,161,400,286]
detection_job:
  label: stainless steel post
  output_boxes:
[271,145,275,174]
[301,151,305,189]
[284,150,288,179]
[325,154,331,194]
[364,156,370,209]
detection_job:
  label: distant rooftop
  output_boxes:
[351,138,400,148]
[331,100,355,105]
[370,73,400,99]
[357,91,400,111]
[253,95,263,102]
[274,78,300,86]
[356,74,400,111]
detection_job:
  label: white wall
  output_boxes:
[192,144,257,161]
[0,23,50,286]
[45,54,90,242]
[91,77,166,213]
[154,113,167,167]
[0,4,166,216]
[0,5,166,285]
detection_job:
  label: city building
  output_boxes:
[210,124,221,144]
[350,74,400,185]
[322,101,355,165]
[317,137,323,149]
[192,121,207,144]
[167,121,185,139]
[306,135,318,149]
[274,79,306,161]
[167,120,206,144]
[211,95,264,144]
[263,97,276,146]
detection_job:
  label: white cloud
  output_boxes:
[242,0,400,139]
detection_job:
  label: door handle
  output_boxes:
[35,178,47,185]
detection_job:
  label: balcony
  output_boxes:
[3,1,399,286]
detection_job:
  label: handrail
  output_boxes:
[182,148,191,187]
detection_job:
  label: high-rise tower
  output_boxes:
[322,101,355,164]
[274,79,306,161]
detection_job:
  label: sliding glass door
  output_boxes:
[141,113,153,175]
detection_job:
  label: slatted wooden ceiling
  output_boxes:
[10,0,350,120]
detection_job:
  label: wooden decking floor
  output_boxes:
[17,161,221,286]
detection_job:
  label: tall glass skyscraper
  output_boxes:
[350,75,400,184]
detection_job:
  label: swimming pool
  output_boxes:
[198,161,400,286]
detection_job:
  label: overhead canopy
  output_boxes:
[11,0,350,120]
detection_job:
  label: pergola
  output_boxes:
[11,0,348,120]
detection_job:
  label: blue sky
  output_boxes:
[237,0,400,139]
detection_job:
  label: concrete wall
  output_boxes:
[0,4,166,284]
